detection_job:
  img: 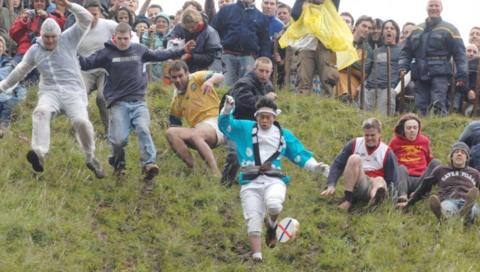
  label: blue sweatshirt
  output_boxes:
[79,41,184,107]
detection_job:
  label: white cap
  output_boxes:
[40,18,61,36]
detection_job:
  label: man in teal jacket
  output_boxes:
[218,95,329,262]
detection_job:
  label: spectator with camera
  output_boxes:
[9,0,65,61]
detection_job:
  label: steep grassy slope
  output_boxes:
[0,83,478,271]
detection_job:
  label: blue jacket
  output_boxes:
[268,16,284,40]
[169,18,222,73]
[211,1,271,57]
[0,55,26,103]
[399,17,467,81]
[218,112,313,185]
[79,41,184,107]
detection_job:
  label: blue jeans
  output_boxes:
[108,101,156,168]
[414,76,450,116]
[441,199,480,221]
[222,54,255,86]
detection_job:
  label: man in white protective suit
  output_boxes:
[0,0,105,178]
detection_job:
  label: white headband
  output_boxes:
[254,107,282,117]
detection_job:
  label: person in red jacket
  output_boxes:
[9,0,65,59]
[389,113,441,205]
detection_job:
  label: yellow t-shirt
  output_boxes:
[170,71,220,127]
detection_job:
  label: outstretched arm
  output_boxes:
[60,0,93,48]
[0,61,35,92]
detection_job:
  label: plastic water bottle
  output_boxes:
[313,76,321,94]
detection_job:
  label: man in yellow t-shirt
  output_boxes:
[166,60,225,176]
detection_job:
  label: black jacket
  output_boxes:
[221,71,274,120]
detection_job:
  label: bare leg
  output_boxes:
[369,177,387,202]
[166,127,195,168]
[339,154,364,210]
[188,126,220,176]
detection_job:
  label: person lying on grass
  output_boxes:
[398,142,480,225]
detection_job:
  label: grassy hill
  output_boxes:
[0,83,479,271]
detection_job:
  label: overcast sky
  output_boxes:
[153,0,479,44]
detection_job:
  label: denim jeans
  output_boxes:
[222,54,255,86]
[441,199,480,221]
[108,101,156,168]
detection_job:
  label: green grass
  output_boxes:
[0,82,479,271]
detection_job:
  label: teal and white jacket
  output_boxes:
[218,112,314,185]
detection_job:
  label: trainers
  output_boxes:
[264,217,277,249]
[26,150,44,172]
[86,158,106,179]
[143,163,159,181]
[459,187,479,220]
[429,195,442,220]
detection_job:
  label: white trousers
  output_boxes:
[240,177,287,235]
[32,91,95,161]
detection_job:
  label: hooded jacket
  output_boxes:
[79,41,184,107]
[9,8,65,55]
[389,113,433,177]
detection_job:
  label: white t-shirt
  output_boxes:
[78,18,117,57]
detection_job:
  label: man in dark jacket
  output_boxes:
[399,0,467,116]
[400,142,480,224]
[171,9,222,73]
[80,22,195,180]
[211,0,271,86]
[220,57,276,186]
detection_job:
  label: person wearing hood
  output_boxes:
[9,0,65,59]
[140,13,170,81]
[219,57,277,186]
[79,22,196,181]
[0,0,105,178]
[399,142,480,224]
[168,8,222,73]
[388,113,441,205]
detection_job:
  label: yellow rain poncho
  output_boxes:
[279,0,358,70]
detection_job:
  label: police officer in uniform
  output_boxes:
[399,0,467,116]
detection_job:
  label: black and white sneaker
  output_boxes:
[27,150,44,172]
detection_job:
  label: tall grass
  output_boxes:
[0,83,478,271]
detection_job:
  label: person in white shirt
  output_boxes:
[79,0,118,134]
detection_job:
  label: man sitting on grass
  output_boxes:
[399,142,480,224]
[321,118,398,211]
